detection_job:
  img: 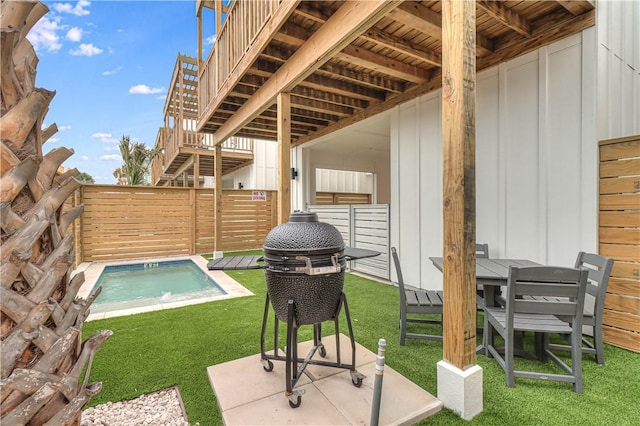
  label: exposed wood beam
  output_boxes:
[198,0,301,131]
[389,1,494,55]
[557,0,595,16]
[336,45,429,84]
[441,0,477,370]
[247,65,385,103]
[361,27,441,67]
[318,63,405,93]
[212,0,402,144]
[477,1,531,37]
[291,4,442,68]
[171,155,194,179]
[293,72,442,147]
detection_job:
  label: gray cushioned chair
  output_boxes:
[392,247,443,345]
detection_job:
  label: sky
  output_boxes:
[29,0,217,184]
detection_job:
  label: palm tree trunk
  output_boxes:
[1,1,111,424]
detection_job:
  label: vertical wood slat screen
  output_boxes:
[315,192,372,205]
[75,185,276,262]
[599,135,640,353]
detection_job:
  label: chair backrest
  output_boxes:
[476,243,489,259]
[391,247,407,305]
[505,266,589,322]
[574,251,614,316]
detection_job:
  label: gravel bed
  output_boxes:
[81,387,191,426]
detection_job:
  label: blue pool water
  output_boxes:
[91,260,226,314]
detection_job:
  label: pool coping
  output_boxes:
[76,255,254,321]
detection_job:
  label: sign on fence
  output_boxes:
[252,191,267,201]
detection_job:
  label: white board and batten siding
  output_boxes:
[309,205,390,280]
[391,31,599,291]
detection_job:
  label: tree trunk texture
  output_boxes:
[1,1,111,424]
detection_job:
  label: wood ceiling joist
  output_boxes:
[251,56,388,104]
[557,1,595,16]
[318,63,405,93]
[388,1,494,55]
[360,27,441,67]
[335,45,430,84]
[477,1,532,38]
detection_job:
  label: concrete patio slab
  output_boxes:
[207,334,442,425]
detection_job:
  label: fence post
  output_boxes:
[190,188,196,254]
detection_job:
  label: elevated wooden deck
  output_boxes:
[196,0,595,146]
[152,54,254,187]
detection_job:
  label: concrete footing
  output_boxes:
[436,360,483,420]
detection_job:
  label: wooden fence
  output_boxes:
[74,185,276,262]
[599,135,640,353]
[315,192,372,205]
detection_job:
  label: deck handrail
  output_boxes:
[199,0,281,122]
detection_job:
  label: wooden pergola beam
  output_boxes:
[361,27,441,67]
[441,0,477,370]
[212,0,403,145]
[477,1,531,38]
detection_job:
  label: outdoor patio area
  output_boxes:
[208,334,442,425]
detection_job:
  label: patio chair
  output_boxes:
[545,252,614,365]
[391,247,443,345]
[484,266,588,393]
[475,243,490,308]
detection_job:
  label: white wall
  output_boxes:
[391,31,598,290]
[224,139,278,190]
[315,169,374,194]
[597,0,640,139]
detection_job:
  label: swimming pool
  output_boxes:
[78,255,254,320]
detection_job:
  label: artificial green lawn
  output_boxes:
[83,252,639,425]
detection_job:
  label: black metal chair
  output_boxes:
[545,252,614,365]
[391,247,443,345]
[485,266,588,393]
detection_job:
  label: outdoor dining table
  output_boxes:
[429,256,540,356]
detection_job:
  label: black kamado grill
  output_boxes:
[259,211,370,408]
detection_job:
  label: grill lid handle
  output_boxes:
[294,254,342,275]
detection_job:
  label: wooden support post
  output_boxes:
[441,0,477,370]
[277,92,291,224]
[214,144,222,251]
[190,188,196,254]
[194,154,200,188]
[182,171,188,188]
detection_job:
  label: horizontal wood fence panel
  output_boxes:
[76,185,276,261]
[603,326,640,352]
[600,211,640,227]
[608,278,640,297]
[599,158,640,178]
[599,176,639,194]
[603,310,640,333]
[599,135,640,352]
[600,228,640,245]
[351,205,390,279]
[599,139,640,161]
[315,192,372,205]
[611,261,640,280]
[599,194,640,210]
[308,205,352,244]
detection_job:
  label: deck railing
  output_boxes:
[199,0,281,119]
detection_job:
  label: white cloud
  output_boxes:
[129,85,165,95]
[70,43,103,56]
[53,0,91,16]
[205,34,216,45]
[58,125,72,131]
[103,145,119,152]
[49,137,60,143]
[80,155,89,161]
[103,66,123,76]
[27,17,63,52]
[66,27,83,42]
[92,133,119,144]
[100,154,121,162]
